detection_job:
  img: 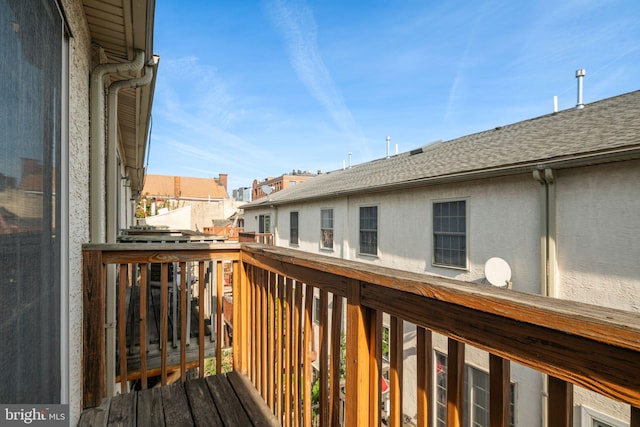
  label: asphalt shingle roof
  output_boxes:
[245,90,640,208]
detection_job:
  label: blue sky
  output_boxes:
[148,0,640,192]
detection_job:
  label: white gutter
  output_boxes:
[90,49,145,243]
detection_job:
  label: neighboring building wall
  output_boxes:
[244,163,639,425]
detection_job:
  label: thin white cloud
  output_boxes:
[264,0,369,157]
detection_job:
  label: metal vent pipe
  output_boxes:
[576,69,586,109]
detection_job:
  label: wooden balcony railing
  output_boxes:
[83,242,640,427]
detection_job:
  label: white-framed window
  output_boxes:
[433,200,467,269]
[320,208,333,249]
[313,296,321,324]
[435,352,516,427]
[580,406,628,427]
[259,214,271,233]
[290,211,299,245]
[359,205,378,256]
[0,0,66,403]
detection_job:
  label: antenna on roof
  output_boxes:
[576,69,586,109]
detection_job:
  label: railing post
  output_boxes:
[447,339,465,427]
[389,316,404,427]
[548,376,573,427]
[82,248,106,409]
[489,354,510,427]
[345,279,372,427]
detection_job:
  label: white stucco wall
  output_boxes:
[61,0,92,423]
[555,160,640,423]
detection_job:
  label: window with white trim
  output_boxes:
[433,200,467,268]
[258,214,271,233]
[359,205,378,256]
[320,208,333,249]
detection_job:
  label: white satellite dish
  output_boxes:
[261,185,274,195]
[484,257,512,288]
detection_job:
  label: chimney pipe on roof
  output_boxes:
[575,69,586,109]
[386,136,391,159]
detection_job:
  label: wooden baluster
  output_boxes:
[319,289,329,427]
[490,354,510,427]
[251,265,257,385]
[294,280,304,427]
[416,327,433,427]
[267,272,276,411]
[260,268,268,400]
[303,285,314,427]
[179,262,187,382]
[285,277,294,427]
[631,407,640,427]
[330,294,343,427]
[276,274,284,423]
[548,376,573,427]
[161,263,169,385]
[139,264,148,389]
[118,263,128,394]
[389,316,403,427]
[216,261,223,374]
[198,261,205,377]
[447,339,465,427]
[369,309,383,427]
[345,279,372,427]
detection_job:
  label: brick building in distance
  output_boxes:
[252,170,318,201]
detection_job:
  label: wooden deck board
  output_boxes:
[78,373,279,427]
[184,377,223,426]
[137,387,165,426]
[205,374,252,426]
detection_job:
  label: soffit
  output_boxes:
[83,0,157,196]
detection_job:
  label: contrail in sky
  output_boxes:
[265,0,369,156]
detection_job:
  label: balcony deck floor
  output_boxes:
[78,372,279,427]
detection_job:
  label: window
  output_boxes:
[433,200,467,268]
[320,208,333,249]
[580,406,628,427]
[258,214,271,233]
[359,206,378,256]
[0,0,64,403]
[435,352,516,427]
[313,296,321,324]
[290,211,299,245]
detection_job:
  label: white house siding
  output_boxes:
[60,0,92,422]
[555,159,640,423]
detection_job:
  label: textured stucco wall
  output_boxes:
[60,0,92,423]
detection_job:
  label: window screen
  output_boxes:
[0,0,63,403]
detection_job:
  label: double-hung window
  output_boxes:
[258,214,271,233]
[433,200,467,268]
[359,206,378,256]
[320,208,333,249]
[290,211,299,245]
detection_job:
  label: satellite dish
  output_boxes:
[484,257,512,288]
[261,185,274,195]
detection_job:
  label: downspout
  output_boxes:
[532,168,557,427]
[106,65,155,243]
[104,64,154,397]
[90,49,145,243]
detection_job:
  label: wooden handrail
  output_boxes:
[238,243,640,425]
[83,242,640,426]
